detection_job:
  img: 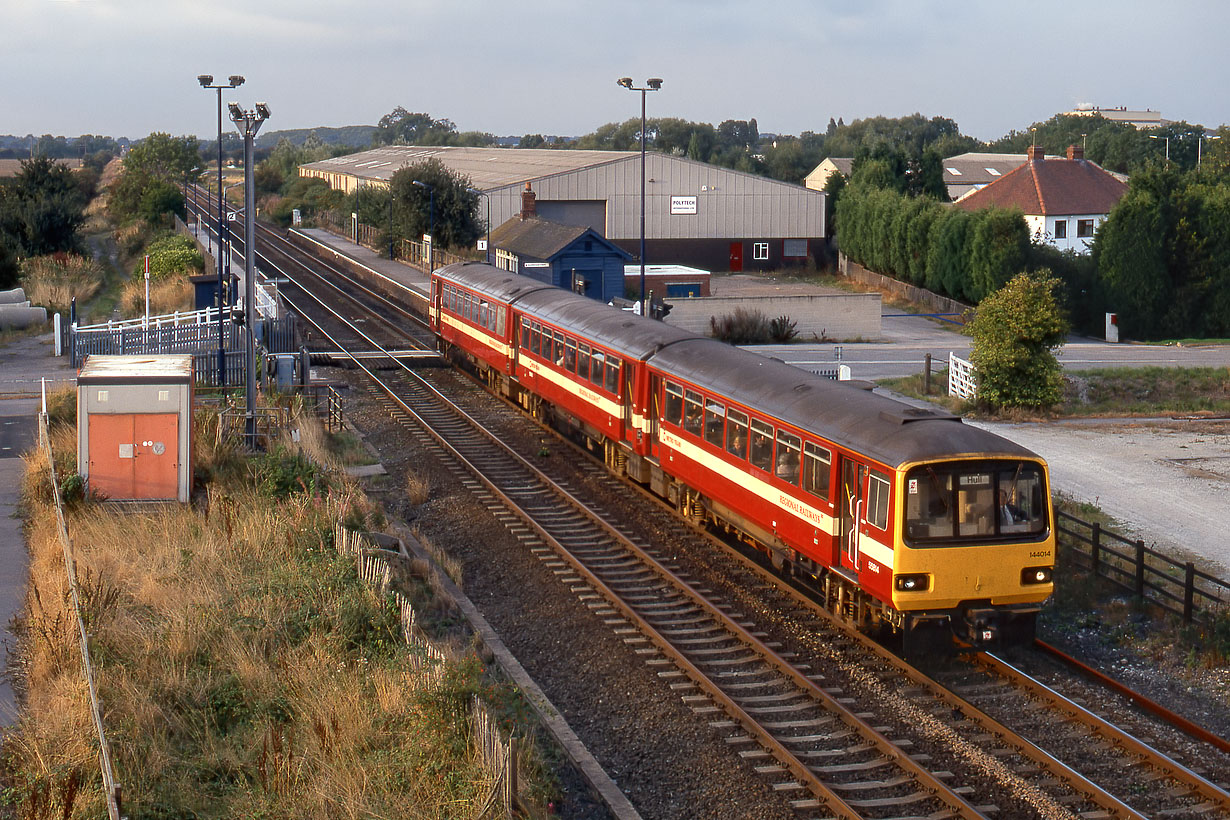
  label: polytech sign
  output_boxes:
[670,196,697,215]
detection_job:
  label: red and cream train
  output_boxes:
[429,261,1055,649]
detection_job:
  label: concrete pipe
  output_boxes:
[0,305,48,329]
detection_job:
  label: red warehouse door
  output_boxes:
[728,242,743,272]
[88,413,179,500]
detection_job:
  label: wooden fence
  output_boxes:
[948,352,977,400]
[38,411,124,819]
[334,527,537,818]
[1058,510,1230,626]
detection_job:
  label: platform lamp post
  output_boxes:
[412,179,434,269]
[1199,134,1220,167]
[228,100,270,447]
[223,181,244,307]
[617,76,662,317]
[1150,133,1170,163]
[198,74,244,387]
[467,187,490,264]
[387,190,396,260]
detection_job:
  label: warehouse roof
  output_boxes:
[300,146,639,190]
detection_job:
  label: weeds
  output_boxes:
[6,419,549,817]
[710,307,800,344]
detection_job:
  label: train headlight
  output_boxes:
[1021,566,1053,585]
[894,573,930,592]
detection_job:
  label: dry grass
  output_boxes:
[117,274,193,318]
[6,420,518,818]
[20,254,105,313]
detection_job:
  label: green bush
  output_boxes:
[966,270,1069,410]
[134,233,203,280]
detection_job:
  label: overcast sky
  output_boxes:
[4,0,1226,144]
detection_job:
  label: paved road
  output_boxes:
[751,314,1230,381]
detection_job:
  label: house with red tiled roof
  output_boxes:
[954,145,1128,254]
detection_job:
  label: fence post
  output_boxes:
[923,353,932,395]
[506,735,517,816]
[1183,562,1195,623]
[1090,522,1101,575]
[1134,540,1146,599]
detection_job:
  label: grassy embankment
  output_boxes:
[882,365,1230,418]
[4,390,552,818]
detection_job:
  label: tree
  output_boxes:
[967,208,1029,301]
[372,108,458,146]
[966,270,1069,410]
[0,156,90,258]
[108,132,198,221]
[388,158,481,250]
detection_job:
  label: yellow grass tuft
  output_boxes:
[118,274,193,318]
[6,422,520,817]
[20,254,104,313]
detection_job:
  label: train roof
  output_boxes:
[436,262,1041,469]
[434,261,559,303]
[649,339,1038,468]
[437,261,695,361]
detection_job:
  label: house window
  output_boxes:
[1077,219,1096,238]
[783,239,807,258]
[753,242,769,261]
[1053,220,1067,239]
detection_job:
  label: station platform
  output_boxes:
[289,228,431,304]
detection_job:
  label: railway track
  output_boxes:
[185,192,1230,818]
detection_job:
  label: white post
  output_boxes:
[144,254,151,328]
[53,313,62,356]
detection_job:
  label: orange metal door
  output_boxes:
[88,413,179,500]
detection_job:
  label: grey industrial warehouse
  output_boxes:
[299,146,827,274]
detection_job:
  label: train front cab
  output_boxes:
[890,457,1055,651]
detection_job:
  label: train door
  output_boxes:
[839,458,867,575]
[430,280,440,330]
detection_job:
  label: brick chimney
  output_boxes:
[1027,144,1045,162]
[520,182,537,219]
[1066,144,1084,160]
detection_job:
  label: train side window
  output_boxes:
[520,318,530,349]
[749,419,774,472]
[802,442,832,500]
[775,431,801,484]
[704,400,725,448]
[565,338,577,372]
[480,300,490,329]
[605,357,620,394]
[867,471,891,530]
[664,382,684,424]
[590,350,606,387]
[530,322,542,356]
[726,409,748,460]
[578,344,591,380]
[496,308,505,336]
[553,332,565,365]
[683,390,704,435]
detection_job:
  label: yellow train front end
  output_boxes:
[889,456,1055,648]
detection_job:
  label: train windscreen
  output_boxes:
[903,460,1048,545]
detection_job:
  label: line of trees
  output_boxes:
[835,184,1029,304]
[1095,165,1230,339]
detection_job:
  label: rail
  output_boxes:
[38,408,124,820]
[1057,509,1230,626]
